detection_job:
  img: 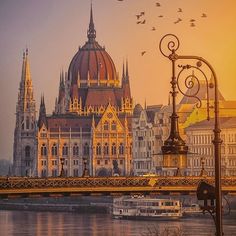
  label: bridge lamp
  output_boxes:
[60,157,65,177]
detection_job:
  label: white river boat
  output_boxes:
[113,196,182,220]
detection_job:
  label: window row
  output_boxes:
[96,159,123,165]
[96,143,124,155]
[41,160,79,166]
[41,143,89,156]
[103,121,117,131]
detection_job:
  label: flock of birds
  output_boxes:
[117,1,208,56]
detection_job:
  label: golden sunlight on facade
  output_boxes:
[13,6,133,177]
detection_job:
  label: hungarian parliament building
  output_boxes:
[13,6,236,177]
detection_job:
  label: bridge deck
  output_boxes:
[0,176,236,197]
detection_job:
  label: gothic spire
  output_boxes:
[87,3,96,42]
[122,61,125,81]
[38,94,47,129]
[19,49,34,112]
[21,48,31,84]
[125,59,129,81]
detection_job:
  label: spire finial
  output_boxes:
[122,60,125,80]
[87,2,96,42]
[126,59,129,79]
[26,47,28,56]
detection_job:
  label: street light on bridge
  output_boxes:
[60,157,65,177]
[159,34,223,236]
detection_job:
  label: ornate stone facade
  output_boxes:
[14,6,133,177]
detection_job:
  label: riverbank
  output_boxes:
[0,196,112,213]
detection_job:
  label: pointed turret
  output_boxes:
[125,59,129,81]
[19,48,35,112]
[87,3,96,42]
[13,48,37,176]
[38,95,47,129]
[122,61,125,82]
[58,70,65,103]
[55,70,66,114]
[122,59,131,98]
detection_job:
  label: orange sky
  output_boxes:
[0,0,236,160]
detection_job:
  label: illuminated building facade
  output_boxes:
[13,6,133,177]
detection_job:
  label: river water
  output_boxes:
[0,210,236,236]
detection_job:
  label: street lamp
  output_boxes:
[160,36,189,176]
[82,157,89,177]
[60,157,65,177]
[159,34,223,236]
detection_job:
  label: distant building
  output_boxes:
[13,6,133,177]
[185,117,236,176]
[133,81,236,176]
[132,104,155,175]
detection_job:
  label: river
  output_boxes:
[0,210,236,236]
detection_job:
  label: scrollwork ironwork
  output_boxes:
[159,34,180,58]
[176,64,211,120]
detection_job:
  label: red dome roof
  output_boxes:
[68,7,117,88]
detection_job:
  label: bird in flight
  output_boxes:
[117,0,124,1]
[141,51,146,56]
[201,13,207,17]
[190,22,196,27]
[140,20,146,24]
[136,14,142,20]
[178,8,182,13]
[136,21,141,24]
[151,27,156,31]
[140,11,145,16]
[190,19,195,22]
[156,2,161,7]
[174,18,182,24]
[158,15,163,18]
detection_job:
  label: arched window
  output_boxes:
[73,143,79,156]
[21,117,24,130]
[41,143,47,156]
[62,143,69,156]
[111,121,116,131]
[31,117,34,129]
[41,169,47,178]
[52,169,57,177]
[103,143,109,155]
[26,116,30,129]
[51,143,58,156]
[111,143,116,155]
[25,146,30,158]
[104,121,109,131]
[83,143,90,155]
[130,142,132,155]
[96,143,101,155]
[119,143,124,155]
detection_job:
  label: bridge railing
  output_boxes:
[1,176,236,191]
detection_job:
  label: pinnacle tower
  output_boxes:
[13,49,37,176]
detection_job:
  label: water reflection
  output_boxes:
[0,211,236,236]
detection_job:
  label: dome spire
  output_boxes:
[87,3,96,42]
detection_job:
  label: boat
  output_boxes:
[182,203,202,216]
[112,196,182,220]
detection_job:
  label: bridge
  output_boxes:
[0,176,236,198]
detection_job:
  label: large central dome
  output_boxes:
[68,6,118,88]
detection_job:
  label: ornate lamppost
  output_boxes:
[60,157,65,177]
[82,157,89,177]
[159,34,223,236]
